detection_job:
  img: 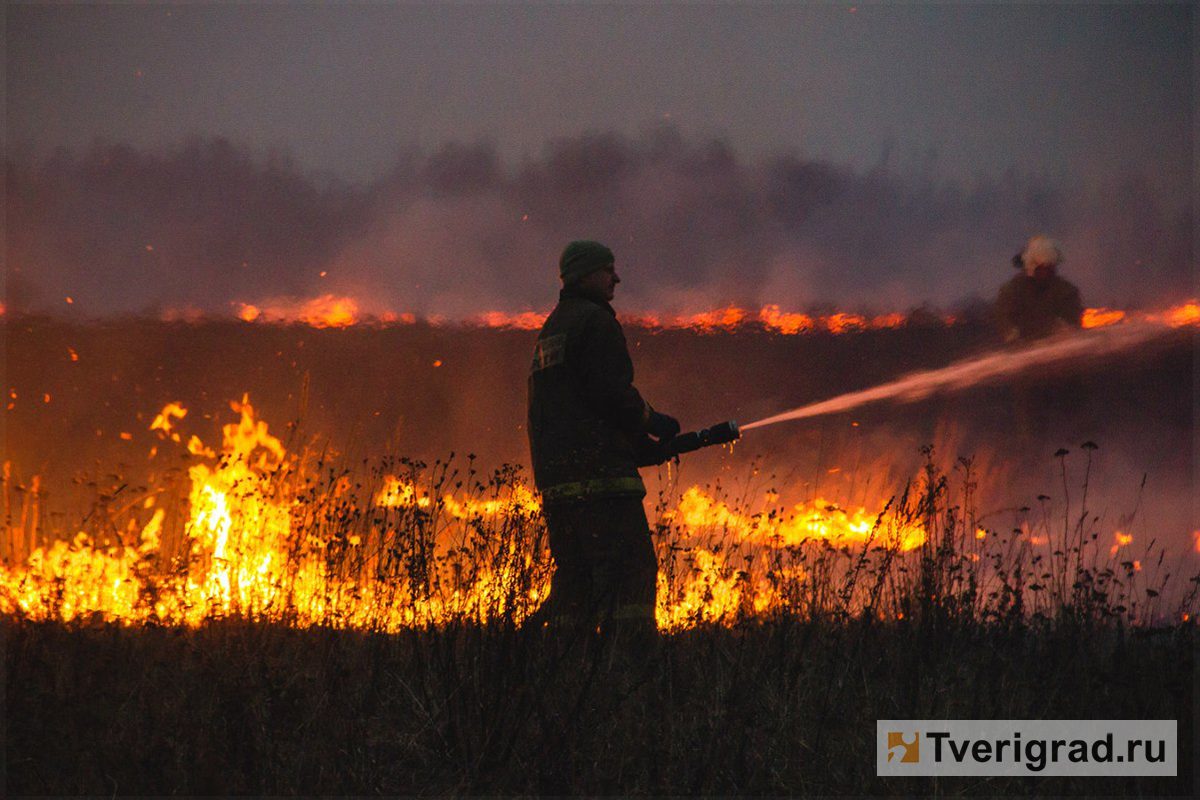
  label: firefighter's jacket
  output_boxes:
[528,286,657,505]
[996,273,1083,341]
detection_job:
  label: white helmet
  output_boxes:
[1020,236,1063,275]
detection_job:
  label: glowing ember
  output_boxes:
[150,402,187,442]
[378,311,417,324]
[870,312,908,328]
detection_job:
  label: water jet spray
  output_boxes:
[740,321,1190,433]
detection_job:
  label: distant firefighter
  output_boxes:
[526,240,680,641]
[996,236,1083,342]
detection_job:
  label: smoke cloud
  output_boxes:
[6,128,1192,316]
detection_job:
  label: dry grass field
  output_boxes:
[3,316,1195,795]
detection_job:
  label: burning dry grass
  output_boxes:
[209,296,1198,334]
[4,397,1196,794]
[3,396,1195,632]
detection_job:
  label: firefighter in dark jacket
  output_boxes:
[527,240,680,636]
[997,235,1085,437]
[996,235,1083,342]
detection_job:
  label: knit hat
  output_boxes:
[559,240,614,284]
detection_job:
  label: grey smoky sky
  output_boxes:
[4,2,1195,315]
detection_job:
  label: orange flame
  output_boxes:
[471,311,548,330]
[149,401,187,442]
[1157,300,1200,328]
[758,305,815,334]
[667,486,924,552]
[235,295,359,328]
[222,299,924,333]
[822,312,868,334]
[218,295,1200,335]
[1,398,940,631]
[1081,307,1126,329]
[1110,531,1133,557]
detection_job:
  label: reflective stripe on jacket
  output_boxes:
[539,476,647,504]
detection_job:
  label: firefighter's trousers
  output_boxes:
[538,494,658,635]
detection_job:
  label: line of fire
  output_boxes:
[3,294,1197,630]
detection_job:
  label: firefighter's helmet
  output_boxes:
[1020,236,1063,275]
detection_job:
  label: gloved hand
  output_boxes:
[647,409,681,441]
[634,435,675,467]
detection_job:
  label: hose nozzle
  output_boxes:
[664,420,740,458]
